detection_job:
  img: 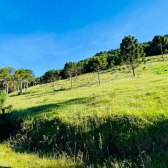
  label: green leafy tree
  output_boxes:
[0,91,12,115]
[120,35,146,76]
[77,61,84,75]
[0,67,15,94]
[53,70,61,90]
[152,35,168,61]
[43,70,61,89]
[32,73,36,86]
[89,56,108,85]
[64,62,77,88]
[46,70,61,90]
[24,69,33,94]
[14,69,26,94]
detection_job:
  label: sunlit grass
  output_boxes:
[0,144,82,168]
[1,54,168,167]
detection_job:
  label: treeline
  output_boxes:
[40,34,168,83]
[0,67,34,94]
[141,34,168,57]
[0,34,168,93]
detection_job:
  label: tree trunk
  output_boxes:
[20,80,23,94]
[2,108,5,115]
[53,81,55,90]
[25,81,28,94]
[98,70,100,85]
[160,43,164,61]
[132,63,135,76]
[14,84,16,92]
[27,80,28,89]
[18,84,19,92]
[24,83,25,90]
[70,74,72,88]
[6,82,9,95]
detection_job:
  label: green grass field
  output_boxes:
[0,55,168,167]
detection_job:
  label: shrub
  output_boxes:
[0,91,12,115]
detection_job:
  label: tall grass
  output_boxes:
[0,55,168,167]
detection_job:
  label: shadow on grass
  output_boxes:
[53,88,71,92]
[8,97,93,120]
[1,102,168,167]
[8,88,70,99]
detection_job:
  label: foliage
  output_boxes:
[1,34,168,95]
[0,91,7,108]
[152,35,168,61]
[0,90,11,114]
[1,55,168,167]
[64,62,77,88]
[77,61,85,75]
[13,69,34,94]
[88,56,107,71]
[64,62,77,77]
[120,35,146,76]
[164,48,168,54]
[0,67,15,94]
[42,69,61,83]
[1,34,168,93]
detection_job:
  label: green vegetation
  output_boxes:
[88,56,108,85]
[120,35,146,76]
[1,34,168,93]
[0,91,12,115]
[152,35,168,61]
[0,66,14,95]
[64,62,78,88]
[0,55,168,167]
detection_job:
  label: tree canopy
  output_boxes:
[120,35,146,76]
[64,62,77,88]
[152,35,168,61]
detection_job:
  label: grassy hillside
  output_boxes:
[1,55,168,167]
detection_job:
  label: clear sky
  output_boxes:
[0,0,168,76]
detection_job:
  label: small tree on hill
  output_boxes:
[0,67,14,95]
[152,35,168,61]
[14,69,26,95]
[0,91,12,115]
[120,35,146,76]
[64,62,77,88]
[89,56,108,85]
[44,70,61,90]
[24,69,33,94]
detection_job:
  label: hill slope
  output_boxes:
[1,55,168,167]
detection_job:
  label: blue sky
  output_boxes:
[0,0,168,76]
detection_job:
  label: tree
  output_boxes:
[152,35,168,61]
[120,35,146,76]
[77,61,84,75]
[0,67,14,95]
[52,70,61,90]
[32,73,36,86]
[0,91,12,115]
[24,69,33,94]
[43,70,61,89]
[14,69,26,94]
[107,49,122,68]
[64,62,77,88]
[44,70,61,90]
[89,56,108,85]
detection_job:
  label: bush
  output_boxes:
[0,91,12,115]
